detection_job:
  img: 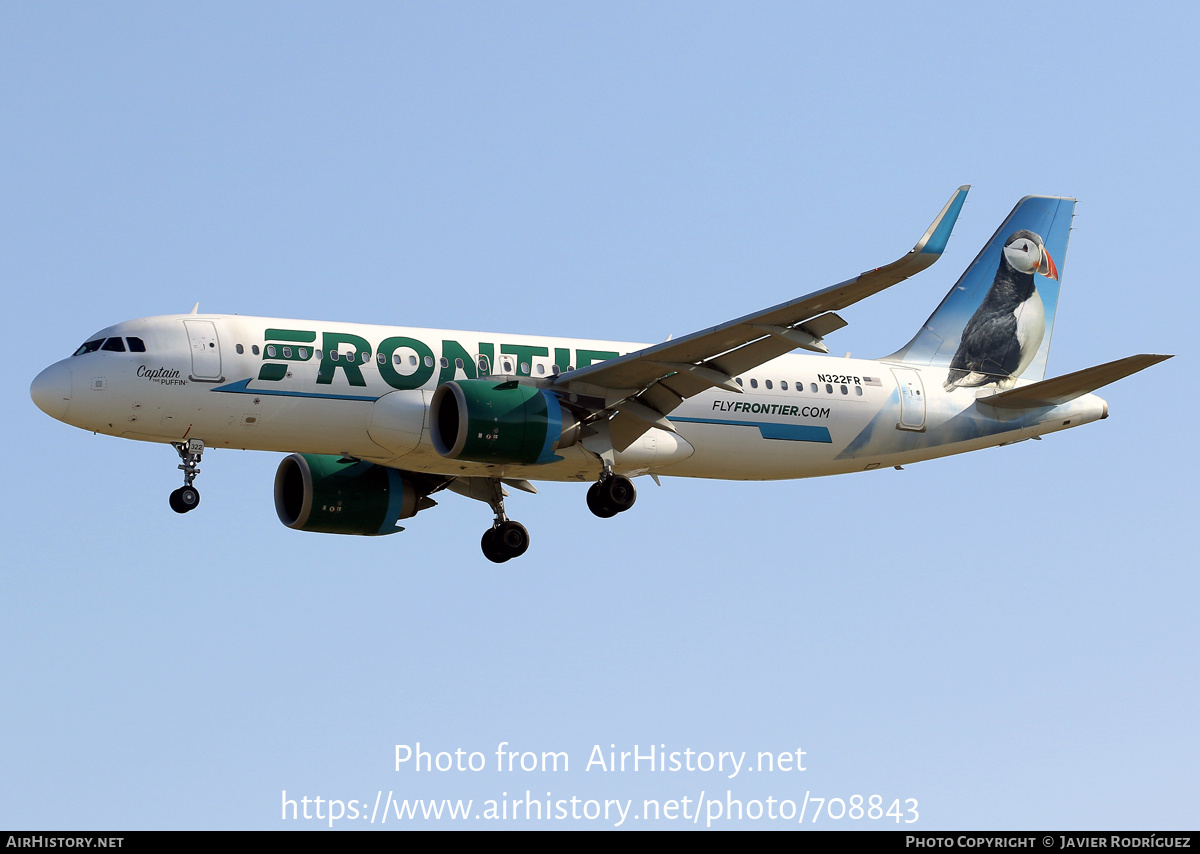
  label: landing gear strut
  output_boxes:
[587,471,636,518]
[169,439,204,514]
[479,478,530,563]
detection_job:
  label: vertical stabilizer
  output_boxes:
[886,195,1075,390]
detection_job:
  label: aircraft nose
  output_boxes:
[30,361,72,421]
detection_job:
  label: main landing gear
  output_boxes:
[586,472,636,518]
[480,478,530,563]
[472,471,635,562]
[169,439,204,514]
[481,520,530,564]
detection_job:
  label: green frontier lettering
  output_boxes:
[316,332,372,387]
[377,336,434,390]
[438,339,480,385]
[500,344,549,377]
[260,328,316,381]
[256,329,624,388]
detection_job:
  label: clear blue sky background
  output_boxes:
[2,2,1195,830]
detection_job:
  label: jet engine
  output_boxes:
[430,380,580,465]
[274,453,428,536]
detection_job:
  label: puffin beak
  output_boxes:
[1038,246,1059,280]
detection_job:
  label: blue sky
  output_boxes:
[2,2,1195,829]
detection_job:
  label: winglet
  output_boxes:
[913,185,970,256]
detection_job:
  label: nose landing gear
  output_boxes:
[169,439,204,514]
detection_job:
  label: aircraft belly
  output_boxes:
[365,444,602,482]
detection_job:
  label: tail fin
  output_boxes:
[887,195,1076,390]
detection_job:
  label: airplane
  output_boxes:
[29,187,1170,562]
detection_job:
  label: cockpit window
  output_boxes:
[127,337,146,352]
[101,337,126,352]
[72,339,105,356]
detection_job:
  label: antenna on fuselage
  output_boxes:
[189,302,199,315]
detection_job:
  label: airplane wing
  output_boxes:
[550,185,971,450]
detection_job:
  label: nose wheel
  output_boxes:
[169,439,204,514]
[169,485,200,514]
[587,473,636,518]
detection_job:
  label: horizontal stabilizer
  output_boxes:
[976,354,1172,410]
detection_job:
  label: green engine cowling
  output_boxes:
[274,453,422,536]
[430,379,580,465]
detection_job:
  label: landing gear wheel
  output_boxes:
[587,482,618,518]
[495,520,530,559]
[603,474,636,513]
[169,485,200,514]
[482,521,530,563]
[588,475,635,517]
[481,527,507,563]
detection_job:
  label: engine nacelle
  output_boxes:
[430,380,580,465]
[274,453,422,536]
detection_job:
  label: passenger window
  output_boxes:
[440,357,449,368]
[252,345,260,355]
[283,347,292,358]
[236,344,244,355]
[750,378,758,388]
[329,350,339,361]
[781,381,787,390]
[810,382,817,393]
[101,337,126,352]
[765,380,773,389]
[423,356,434,367]
[735,377,744,387]
[127,337,146,353]
[825,384,833,394]
[455,358,464,370]
[477,356,490,373]
[299,348,308,359]
[840,384,848,395]
[409,355,418,366]
[267,345,277,357]
[855,386,863,396]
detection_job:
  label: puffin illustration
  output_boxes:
[943,229,1058,391]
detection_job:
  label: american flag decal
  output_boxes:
[863,376,882,387]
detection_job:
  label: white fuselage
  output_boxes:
[33,313,1109,483]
